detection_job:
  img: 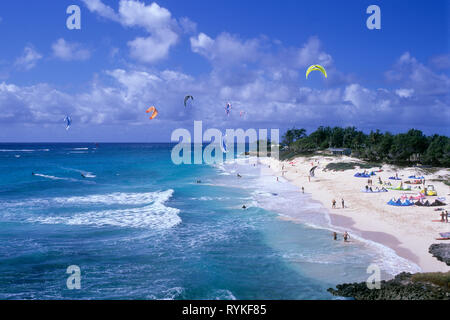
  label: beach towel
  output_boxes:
[388,177,402,180]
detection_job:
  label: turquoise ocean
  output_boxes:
[0,143,420,299]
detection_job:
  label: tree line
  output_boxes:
[281,127,450,167]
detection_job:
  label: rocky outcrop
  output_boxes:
[429,244,450,266]
[327,272,449,300]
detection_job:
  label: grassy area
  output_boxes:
[430,179,450,186]
[279,150,315,161]
[411,271,450,288]
[324,162,381,171]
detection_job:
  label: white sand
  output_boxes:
[261,155,450,273]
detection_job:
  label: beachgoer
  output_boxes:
[81,174,86,178]
[333,232,337,241]
[341,199,345,208]
[369,186,373,192]
[32,172,35,176]
[445,210,449,223]
[396,173,398,179]
[441,211,445,222]
[365,185,369,192]
[343,231,349,242]
[237,174,242,178]
[332,199,336,209]
[196,180,201,184]
[308,176,310,182]
[242,205,247,209]
[302,187,304,193]
[276,177,279,182]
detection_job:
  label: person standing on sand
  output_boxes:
[308,176,310,182]
[332,199,336,209]
[445,210,448,223]
[341,198,345,208]
[302,186,304,193]
[343,231,349,242]
[441,211,446,222]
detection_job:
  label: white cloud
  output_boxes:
[81,0,120,21]
[14,46,42,71]
[296,36,333,68]
[395,88,414,98]
[128,32,177,64]
[430,53,450,70]
[386,52,450,95]
[82,0,180,64]
[52,38,91,61]
[179,17,197,34]
[190,32,261,66]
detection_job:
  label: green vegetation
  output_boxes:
[411,271,450,289]
[281,127,450,167]
[324,162,381,171]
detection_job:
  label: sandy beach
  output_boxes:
[260,155,450,273]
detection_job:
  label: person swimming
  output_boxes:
[333,232,337,240]
[242,205,247,209]
[81,173,86,178]
[196,180,201,184]
[237,174,242,178]
[343,231,349,242]
[32,172,36,176]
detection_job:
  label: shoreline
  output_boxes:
[258,155,450,274]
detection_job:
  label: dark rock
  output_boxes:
[327,272,450,300]
[429,244,450,266]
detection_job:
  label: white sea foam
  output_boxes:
[52,190,174,206]
[34,173,76,181]
[0,149,49,152]
[61,167,96,178]
[27,190,180,229]
[213,289,237,300]
[28,204,180,229]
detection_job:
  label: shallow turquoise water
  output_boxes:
[0,143,419,299]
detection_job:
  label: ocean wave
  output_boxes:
[33,173,76,181]
[3,190,175,209]
[61,167,96,178]
[26,189,180,229]
[52,190,175,206]
[27,204,181,229]
[0,149,49,152]
[213,289,237,300]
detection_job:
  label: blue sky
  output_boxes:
[0,0,448,142]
